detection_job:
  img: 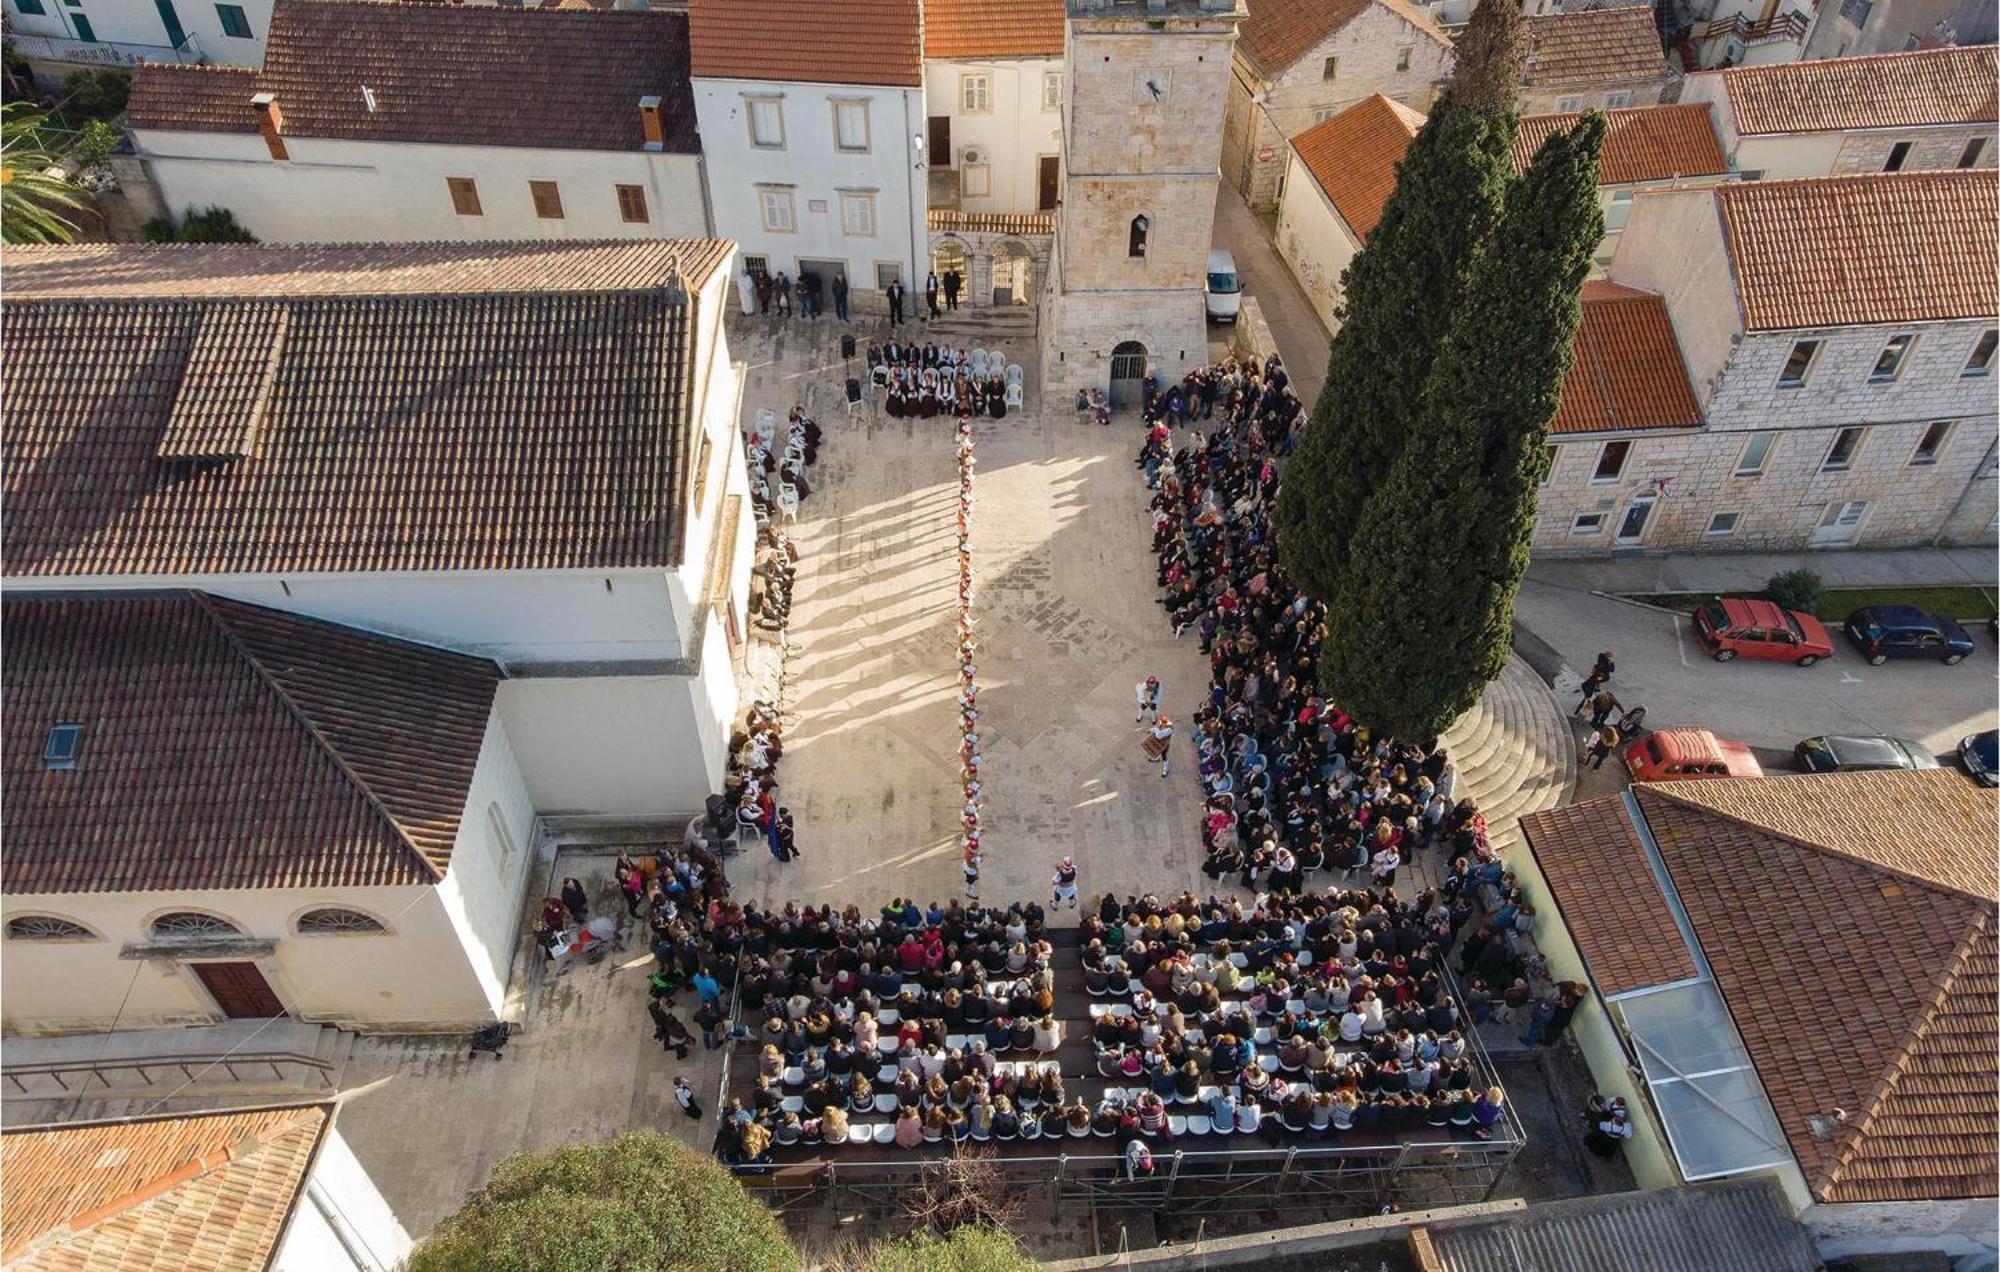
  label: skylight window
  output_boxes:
[42,723,80,770]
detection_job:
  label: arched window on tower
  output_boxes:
[1128,214,1149,258]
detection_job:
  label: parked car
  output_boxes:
[1794,734,1939,773]
[1691,597,1835,666]
[1204,249,1242,324]
[1625,729,1765,781]
[1842,605,1976,665]
[1960,729,1998,787]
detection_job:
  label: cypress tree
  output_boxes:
[1315,115,1608,744]
[1273,0,1526,604]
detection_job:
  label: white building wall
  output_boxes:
[691,76,924,298]
[497,673,723,818]
[132,129,708,243]
[1273,150,1359,330]
[433,710,539,1009]
[1606,188,1744,402]
[273,1128,414,1272]
[925,57,1064,214]
[4,0,271,66]
[1805,1197,2000,1266]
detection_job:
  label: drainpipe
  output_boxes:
[305,1178,385,1270]
[695,148,717,239]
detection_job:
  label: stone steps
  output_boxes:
[2,1021,354,1102]
[1439,654,1576,859]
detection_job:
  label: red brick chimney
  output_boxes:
[251,92,288,161]
[639,95,664,152]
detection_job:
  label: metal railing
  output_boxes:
[4,1049,335,1097]
[8,30,203,68]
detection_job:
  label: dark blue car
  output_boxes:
[1842,605,1976,666]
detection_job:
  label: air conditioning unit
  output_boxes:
[962,146,987,166]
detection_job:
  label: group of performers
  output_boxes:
[868,341,1013,420]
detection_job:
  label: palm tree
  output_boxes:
[2,101,90,244]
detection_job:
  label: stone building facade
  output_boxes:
[1219,0,1453,210]
[1533,171,1999,554]
[1519,8,1670,116]
[1039,0,1244,407]
[926,210,1054,310]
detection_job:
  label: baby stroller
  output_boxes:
[1615,705,1648,739]
[469,1022,513,1060]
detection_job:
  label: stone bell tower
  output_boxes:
[1039,0,1245,407]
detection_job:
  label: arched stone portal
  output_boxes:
[991,238,1035,307]
[1109,340,1148,406]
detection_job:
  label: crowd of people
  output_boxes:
[748,406,821,519]
[866,340,1018,419]
[1136,354,1497,897]
[959,418,986,901]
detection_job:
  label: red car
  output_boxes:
[1625,729,1765,781]
[1691,597,1834,667]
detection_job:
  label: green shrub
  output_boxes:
[870,1227,1038,1272]
[1764,568,1826,615]
[60,68,129,122]
[74,118,119,170]
[143,206,257,243]
[407,1132,799,1272]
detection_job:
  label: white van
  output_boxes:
[1205,249,1242,324]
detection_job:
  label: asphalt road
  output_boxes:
[1513,578,1999,770]
[1211,183,1331,406]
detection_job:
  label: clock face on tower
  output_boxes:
[1132,69,1172,106]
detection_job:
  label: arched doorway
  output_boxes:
[1110,341,1148,407]
[931,236,969,286]
[991,239,1034,307]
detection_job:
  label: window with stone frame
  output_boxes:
[6,915,96,941]
[152,912,243,939]
[296,908,386,935]
[1128,214,1149,258]
[1868,333,1915,383]
[1909,420,1954,466]
[1321,56,1338,80]
[1963,329,1997,376]
[1776,338,1819,388]
[961,74,991,113]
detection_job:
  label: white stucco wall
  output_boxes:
[691,75,924,295]
[497,673,725,819]
[4,0,270,64]
[273,1127,414,1272]
[131,128,707,242]
[1606,188,1743,403]
[925,57,1064,214]
[1805,1196,2000,1266]
[433,710,539,1010]
[1274,149,1359,330]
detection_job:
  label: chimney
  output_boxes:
[251,92,288,161]
[639,95,664,152]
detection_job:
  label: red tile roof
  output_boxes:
[130,0,698,153]
[3,594,499,893]
[1552,282,1703,434]
[1714,169,1999,330]
[1521,797,1696,995]
[3,241,720,579]
[928,208,1056,235]
[1515,103,1727,184]
[689,0,922,87]
[124,64,259,134]
[3,1104,331,1269]
[1523,8,1665,88]
[1238,0,1449,78]
[1290,94,1426,243]
[1541,771,1998,1204]
[924,0,1065,59]
[1717,44,1999,136]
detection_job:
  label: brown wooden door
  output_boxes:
[928,116,951,163]
[1038,156,1060,211]
[194,961,287,1019]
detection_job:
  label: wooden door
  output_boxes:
[194,961,287,1019]
[928,116,951,163]
[1037,156,1060,211]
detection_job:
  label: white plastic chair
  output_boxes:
[968,350,989,377]
[778,483,801,522]
[1005,363,1023,384]
[756,407,778,433]
[1004,382,1023,409]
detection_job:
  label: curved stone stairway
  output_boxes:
[1437,652,1577,861]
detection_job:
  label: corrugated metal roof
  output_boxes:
[1419,1181,1820,1272]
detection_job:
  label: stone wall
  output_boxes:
[927,222,1053,310]
[1830,124,1997,174]
[1520,77,1667,115]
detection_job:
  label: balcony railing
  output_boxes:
[7,30,203,67]
[1703,8,1810,44]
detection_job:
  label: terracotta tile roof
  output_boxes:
[924,0,1064,59]
[1523,8,1665,88]
[129,0,698,153]
[928,208,1055,235]
[1522,797,1697,995]
[1515,103,1726,184]
[1552,282,1703,434]
[1290,94,1426,243]
[1238,0,1450,78]
[689,0,922,87]
[3,1104,331,1269]
[3,594,498,893]
[1626,771,2000,1203]
[1714,169,1999,330]
[3,241,718,579]
[124,64,259,134]
[1717,44,1999,136]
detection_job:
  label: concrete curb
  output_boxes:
[1586,590,1689,617]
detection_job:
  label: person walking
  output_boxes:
[963,852,981,901]
[675,1075,704,1121]
[832,272,850,322]
[1135,675,1161,723]
[1582,722,1621,770]
[1573,651,1615,714]
[1586,690,1620,730]
[650,1000,691,1058]
[887,278,906,325]
[1146,715,1175,778]
[776,807,798,862]
[943,268,962,310]
[1051,856,1079,910]
[924,271,941,320]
